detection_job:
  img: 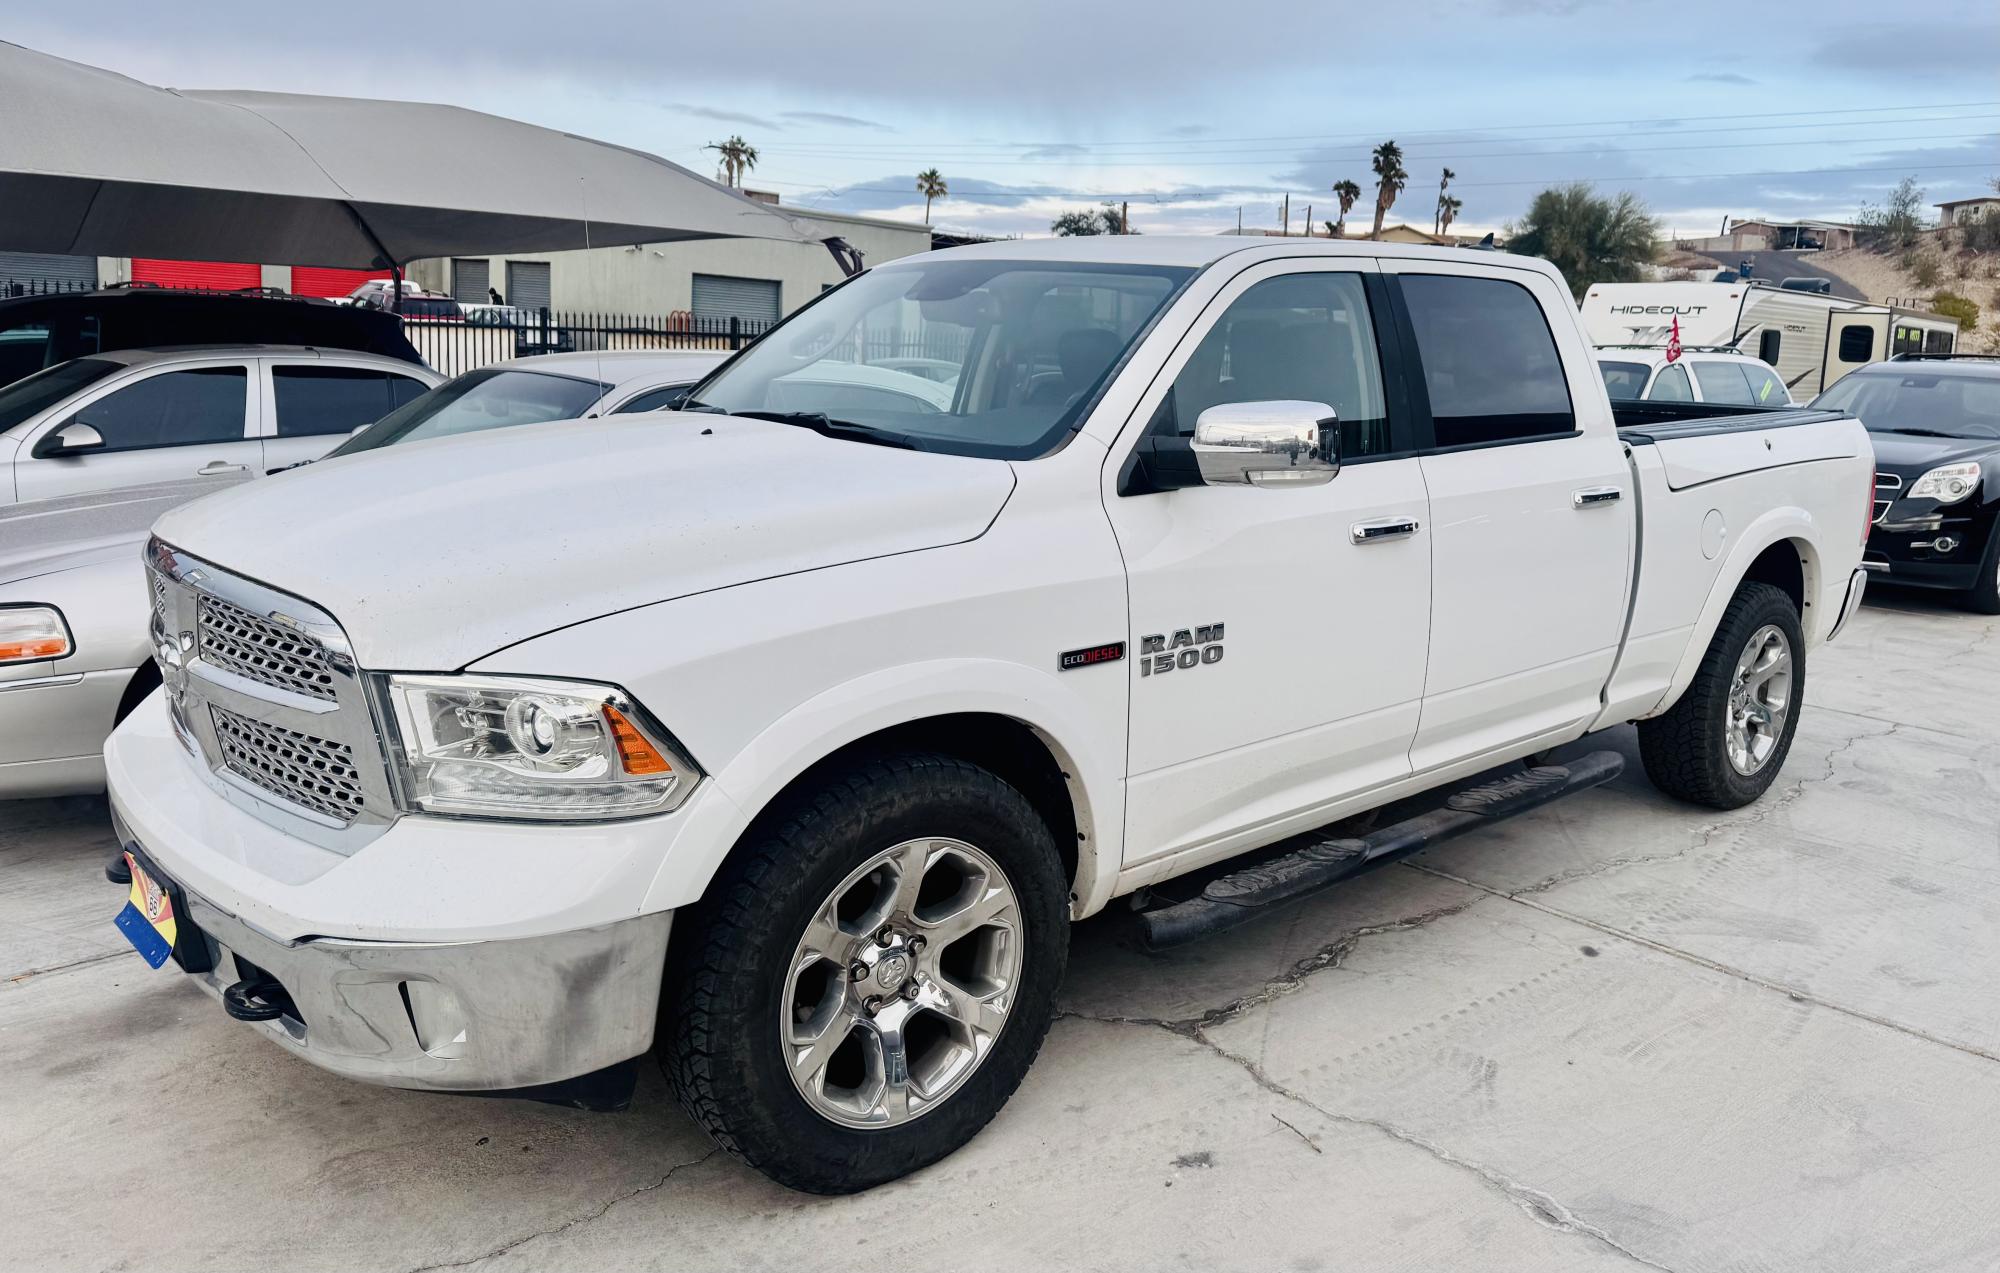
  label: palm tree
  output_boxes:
[705,135,759,188]
[916,169,948,224]
[1434,167,1457,235]
[1369,142,1407,241]
[1438,195,1463,238]
[1330,179,1362,238]
[1509,182,1660,301]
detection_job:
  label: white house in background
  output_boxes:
[406,205,931,325]
[1936,197,2000,227]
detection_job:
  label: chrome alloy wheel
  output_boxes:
[1725,623,1793,775]
[781,838,1023,1129]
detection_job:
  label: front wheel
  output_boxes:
[662,753,1069,1194]
[1638,581,1806,809]
[1962,525,2000,615]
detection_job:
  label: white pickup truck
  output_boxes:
[105,238,1873,1193]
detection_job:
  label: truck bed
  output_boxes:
[1611,401,1846,441]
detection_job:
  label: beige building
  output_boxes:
[407,205,930,323]
[1937,197,2000,227]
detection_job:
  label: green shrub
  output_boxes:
[1910,251,1943,289]
[1931,290,1981,331]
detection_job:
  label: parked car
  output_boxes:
[0,346,440,505]
[332,350,729,457]
[460,303,576,355]
[108,237,1872,1194]
[0,478,250,796]
[1596,346,1794,406]
[1813,354,2000,611]
[0,286,421,389]
[343,280,463,319]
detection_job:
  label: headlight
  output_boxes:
[383,674,699,820]
[0,606,72,664]
[1908,461,1981,505]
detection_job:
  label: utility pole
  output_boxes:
[1121,200,1129,235]
[1237,206,1243,234]
[1282,194,1289,236]
[1305,204,1313,238]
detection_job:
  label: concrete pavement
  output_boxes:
[3,588,1997,1272]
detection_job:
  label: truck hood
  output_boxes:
[0,477,246,584]
[152,416,1017,669]
[1864,430,1998,477]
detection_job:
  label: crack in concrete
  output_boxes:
[1506,723,1896,899]
[4,947,133,986]
[399,1146,721,1273]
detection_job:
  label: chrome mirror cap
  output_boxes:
[1191,400,1339,488]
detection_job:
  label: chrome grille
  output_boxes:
[209,704,365,824]
[198,593,337,701]
[1873,472,1902,524]
[149,569,169,625]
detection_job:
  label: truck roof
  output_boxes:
[909,234,1564,279]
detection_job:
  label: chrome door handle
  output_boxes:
[1350,517,1420,544]
[198,461,248,475]
[1572,486,1622,508]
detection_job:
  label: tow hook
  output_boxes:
[222,975,296,1023]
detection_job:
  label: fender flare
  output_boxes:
[638,657,1124,918]
[1650,507,1822,717]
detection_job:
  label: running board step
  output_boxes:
[1137,750,1625,950]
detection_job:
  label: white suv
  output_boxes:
[1596,347,1794,407]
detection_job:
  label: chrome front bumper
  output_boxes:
[114,813,674,1092]
[1826,566,1869,643]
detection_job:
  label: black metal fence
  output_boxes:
[404,309,778,378]
[1,276,100,299]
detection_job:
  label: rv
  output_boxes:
[1580,281,1958,398]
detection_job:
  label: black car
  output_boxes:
[1811,355,2000,612]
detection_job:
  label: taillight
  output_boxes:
[1862,467,1875,546]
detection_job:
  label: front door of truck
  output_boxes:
[1379,260,1635,771]
[1104,260,1432,871]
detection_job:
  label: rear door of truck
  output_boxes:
[1379,258,1637,770]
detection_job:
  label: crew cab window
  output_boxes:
[1692,361,1756,405]
[1158,271,1390,457]
[1400,274,1573,448]
[1646,364,1693,401]
[70,366,247,451]
[1598,361,1650,398]
[272,366,430,437]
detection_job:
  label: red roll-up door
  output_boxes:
[130,259,262,291]
[290,266,391,299]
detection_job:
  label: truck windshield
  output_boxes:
[331,367,610,455]
[1813,371,2000,440]
[683,259,1194,459]
[1597,361,1650,398]
[0,357,120,431]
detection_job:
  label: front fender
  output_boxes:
[636,657,1124,918]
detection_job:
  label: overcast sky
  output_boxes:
[13,1,1999,238]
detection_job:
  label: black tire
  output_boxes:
[662,752,1069,1194]
[1638,581,1806,810]
[1962,525,2000,615]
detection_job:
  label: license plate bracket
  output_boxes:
[112,845,214,974]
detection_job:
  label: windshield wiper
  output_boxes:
[723,410,924,451]
[1874,427,1964,438]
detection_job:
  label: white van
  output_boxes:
[1596,346,1793,406]
[1580,282,1958,398]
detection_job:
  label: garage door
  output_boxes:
[505,261,551,310]
[0,252,96,293]
[131,260,261,291]
[451,259,491,303]
[692,274,781,325]
[290,266,390,299]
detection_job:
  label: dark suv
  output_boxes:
[1812,356,2000,612]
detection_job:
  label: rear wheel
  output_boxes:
[1638,582,1805,809]
[662,752,1068,1194]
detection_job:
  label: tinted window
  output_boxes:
[1813,372,2000,440]
[0,357,119,431]
[1837,326,1874,363]
[1742,365,1787,405]
[1159,272,1391,457]
[388,375,428,409]
[1401,274,1573,448]
[1757,329,1782,365]
[73,367,246,451]
[1925,329,1955,355]
[1647,364,1693,401]
[273,366,399,437]
[331,367,608,455]
[1598,361,1650,398]
[1692,360,1757,405]
[613,384,696,414]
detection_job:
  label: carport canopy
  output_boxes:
[0,41,837,272]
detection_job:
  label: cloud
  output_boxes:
[779,110,890,131]
[1018,144,1089,160]
[1685,72,1757,85]
[666,102,780,131]
[1810,19,2000,75]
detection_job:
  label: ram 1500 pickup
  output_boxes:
[105,238,1874,1193]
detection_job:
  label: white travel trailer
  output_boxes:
[1580,281,1958,398]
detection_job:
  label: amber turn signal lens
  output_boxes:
[603,704,673,775]
[0,606,71,665]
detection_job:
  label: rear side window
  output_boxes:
[273,366,405,437]
[1598,361,1650,398]
[72,366,247,451]
[1692,361,1757,405]
[1742,364,1787,405]
[1400,274,1574,448]
[1647,364,1693,401]
[1838,326,1874,363]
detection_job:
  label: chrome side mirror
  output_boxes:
[1191,401,1339,488]
[36,421,105,458]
